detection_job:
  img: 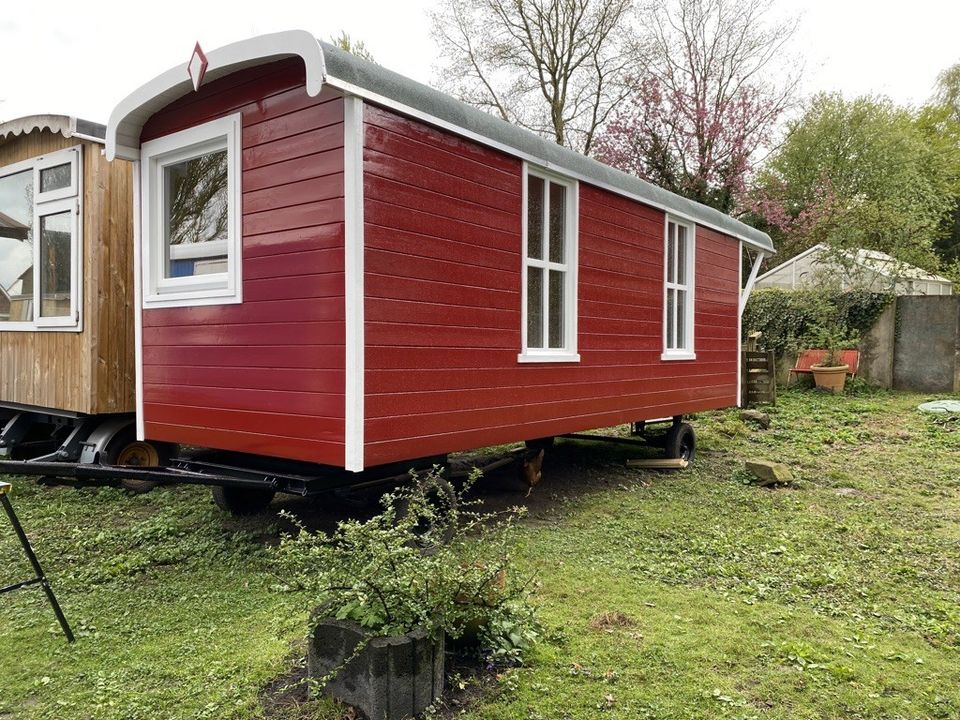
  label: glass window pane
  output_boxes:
[164,148,229,279]
[549,182,565,263]
[40,163,71,194]
[527,266,543,348]
[666,222,675,283]
[666,288,675,349]
[0,169,35,323]
[527,175,544,260]
[39,211,72,318]
[676,225,687,285]
[676,289,686,349]
[548,269,565,348]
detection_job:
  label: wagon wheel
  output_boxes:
[102,427,172,493]
[211,485,276,516]
[664,422,696,463]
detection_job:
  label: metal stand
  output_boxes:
[0,482,75,642]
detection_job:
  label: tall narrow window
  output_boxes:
[662,217,695,360]
[141,114,242,308]
[520,167,578,362]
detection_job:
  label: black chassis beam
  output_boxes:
[0,454,449,497]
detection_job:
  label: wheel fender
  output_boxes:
[78,417,136,465]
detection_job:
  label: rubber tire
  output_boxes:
[524,436,555,451]
[102,427,171,494]
[211,485,276,516]
[664,422,696,462]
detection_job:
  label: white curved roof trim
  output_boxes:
[0,115,106,144]
[106,30,326,161]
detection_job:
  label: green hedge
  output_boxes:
[742,288,893,357]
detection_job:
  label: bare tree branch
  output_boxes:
[430,0,637,154]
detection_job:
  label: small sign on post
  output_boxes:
[0,481,75,643]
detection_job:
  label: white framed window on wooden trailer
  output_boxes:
[0,146,82,331]
[519,164,580,363]
[662,216,696,360]
[140,113,243,309]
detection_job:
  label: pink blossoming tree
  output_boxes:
[593,0,798,214]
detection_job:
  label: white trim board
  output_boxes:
[343,96,365,472]
[737,241,743,408]
[132,159,145,440]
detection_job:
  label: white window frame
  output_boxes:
[518,164,580,363]
[140,113,242,309]
[661,216,696,361]
[33,197,81,328]
[0,146,83,332]
[35,151,80,204]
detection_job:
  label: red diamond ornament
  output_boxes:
[187,42,209,91]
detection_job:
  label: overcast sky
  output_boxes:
[0,0,958,125]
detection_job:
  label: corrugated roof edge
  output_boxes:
[318,41,774,254]
[0,115,106,143]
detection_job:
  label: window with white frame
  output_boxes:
[520,167,579,362]
[662,217,695,359]
[141,113,242,308]
[0,147,81,330]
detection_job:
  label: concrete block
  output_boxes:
[308,616,444,720]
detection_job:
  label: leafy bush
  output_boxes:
[273,467,539,666]
[743,287,892,359]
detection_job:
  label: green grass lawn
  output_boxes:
[2,388,959,719]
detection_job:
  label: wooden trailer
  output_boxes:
[0,116,166,473]
[94,30,772,510]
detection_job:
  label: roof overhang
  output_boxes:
[104,28,773,253]
[0,115,105,144]
[105,29,326,161]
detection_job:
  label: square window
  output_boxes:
[141,114,242,308]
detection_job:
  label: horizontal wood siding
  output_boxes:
[139,59,346,465]
[0,131,135,415]
[363,105,739,466]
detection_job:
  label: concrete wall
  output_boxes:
[892,296,960,393]
[858,303,896,388]
[778,296,959,393]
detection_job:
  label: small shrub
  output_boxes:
[273,467,539,667]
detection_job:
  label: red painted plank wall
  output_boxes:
[139,59,347,465]
[363,104,739,467]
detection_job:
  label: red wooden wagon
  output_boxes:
[3,30,773,512]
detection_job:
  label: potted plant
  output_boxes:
[274,468,538,720]
[807,321,858,394]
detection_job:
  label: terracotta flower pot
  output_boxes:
[811,364,849,393]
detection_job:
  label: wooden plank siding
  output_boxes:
[0,130,135,415]
[138,59,347,465]
[362,104,739,467]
